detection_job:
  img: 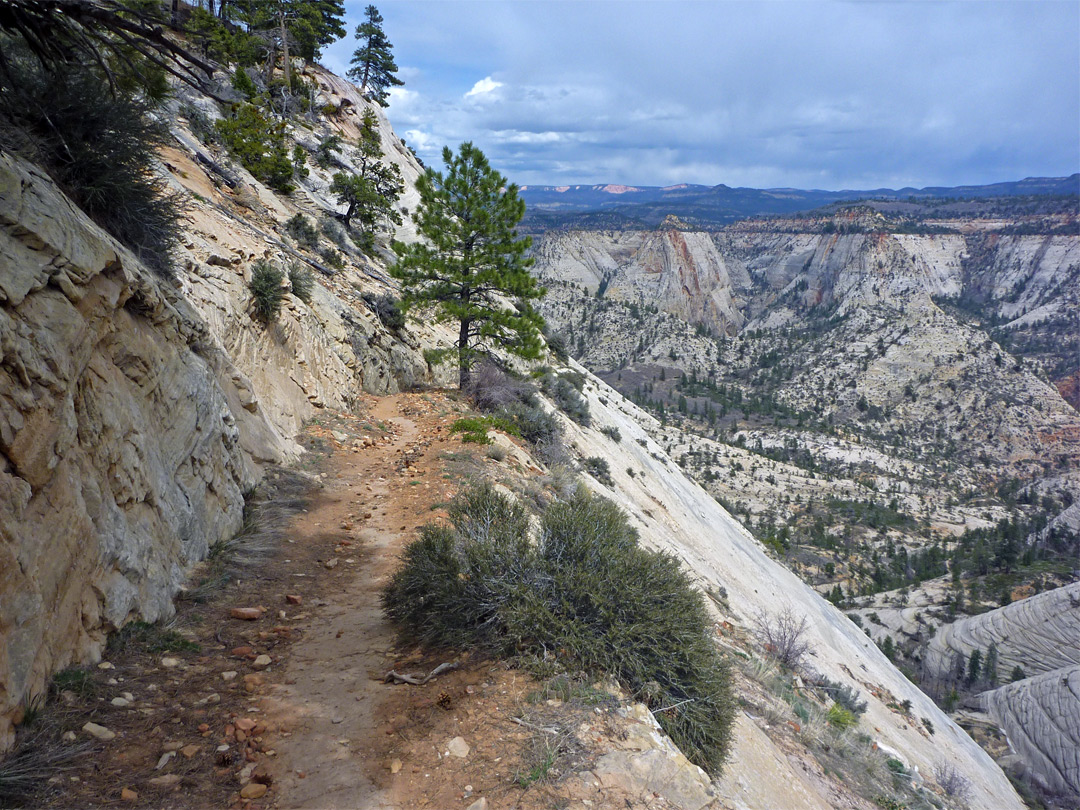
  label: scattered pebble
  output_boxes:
[252,654,272,670]
[221,671,238,681]
[230,607,263,621]
[155,751,175,770]
[110,697,131,707]
[161,657,181,668]
[240,782,268,799]
[120,787,138,802]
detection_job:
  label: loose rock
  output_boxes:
[240,782,268,799]
[447,736,470,758]
[230,607,263,621]
[82,722,116,741]
[252,654,272,670]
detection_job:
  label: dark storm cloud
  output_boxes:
[324,1,1080,189]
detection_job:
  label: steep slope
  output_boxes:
[562,366,1025,809]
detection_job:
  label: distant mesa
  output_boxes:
[596,184,642,194]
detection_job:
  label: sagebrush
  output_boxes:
[382,484,735,774]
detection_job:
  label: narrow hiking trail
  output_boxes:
[262,393,459,809]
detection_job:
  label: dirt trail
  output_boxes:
[262,394,452,809]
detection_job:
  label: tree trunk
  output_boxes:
[279,6,291,89]
[458,318,471,391]
[171,0,179,28]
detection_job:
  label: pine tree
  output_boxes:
[984,641,998,686]
[348,5,403,106]
[329,109,402,240]
[966,648,982,685]
[392,142,545,389]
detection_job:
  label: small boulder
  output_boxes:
[240,782,268,799]
[82,722,115,741]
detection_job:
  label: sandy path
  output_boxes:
[263,395,429,809]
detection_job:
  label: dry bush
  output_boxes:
[754,607,812,670]
[933,760,972,802]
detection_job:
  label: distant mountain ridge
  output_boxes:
[520,174,1080,228]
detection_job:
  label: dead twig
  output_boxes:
[510,716,559,735]
[384,660,458,685]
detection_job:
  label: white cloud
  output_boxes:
[465,76,503,98]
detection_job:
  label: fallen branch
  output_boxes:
[384,661,459,685]
[510,716,559,735]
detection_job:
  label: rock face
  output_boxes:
[0,152,267,747]
[981,665,1080,801]
[925,582,1080,679]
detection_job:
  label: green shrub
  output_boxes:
[288,265,314,303]
[215,103,295,193]
[541,372,590,426]
[249,261,285,322]
[364,293,406,331]
[285,214,319,250]
[600,425,622,443]
[382,484,735,775]
[583,456,613,486]
[826,702,858,730]
[319,246,345,269]
[231,65,259,99]
[0,51,181,277]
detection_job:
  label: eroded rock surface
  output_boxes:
[0,152,273,747]
[981,665,1080,801]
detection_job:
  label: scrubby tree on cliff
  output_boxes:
[391,142,545,389]
[348,4,402,106]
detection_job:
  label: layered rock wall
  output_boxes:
[0,153,281,747]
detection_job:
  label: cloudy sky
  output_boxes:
[322,1,1080,190]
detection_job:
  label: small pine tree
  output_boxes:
[391,142,545,389]
[984,642,998,686]
[881,634,895,660]
[966,648,982,685]
[348,4,403,106]
[1010,665,1026,682]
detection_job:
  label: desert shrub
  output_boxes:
[583,456,613,486]
[50,667,95,699]
[383,484,735,775]
[320,216,351,249]
[181,102,219,145]
[817,676,867,717]
[543,325,569,362]
[541,372,590,426]
[285,214,319,250]
[215,103,295,193]
[319,247,345,269]
[364,293,406,331]
[0,51,182,277]
[249,261,285,322]
[288,265,314,303]
[933,761,971,800]
[600,425,622,443]
[465,362,537,413]
[754,607,812,670]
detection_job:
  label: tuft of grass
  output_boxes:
[450,416,519,445]
[285,214,319,250]
[50,667,96,699]
[249,260,285,323]
[107,621,200,655]
[382,484,736,775]
[827,703,858,730]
